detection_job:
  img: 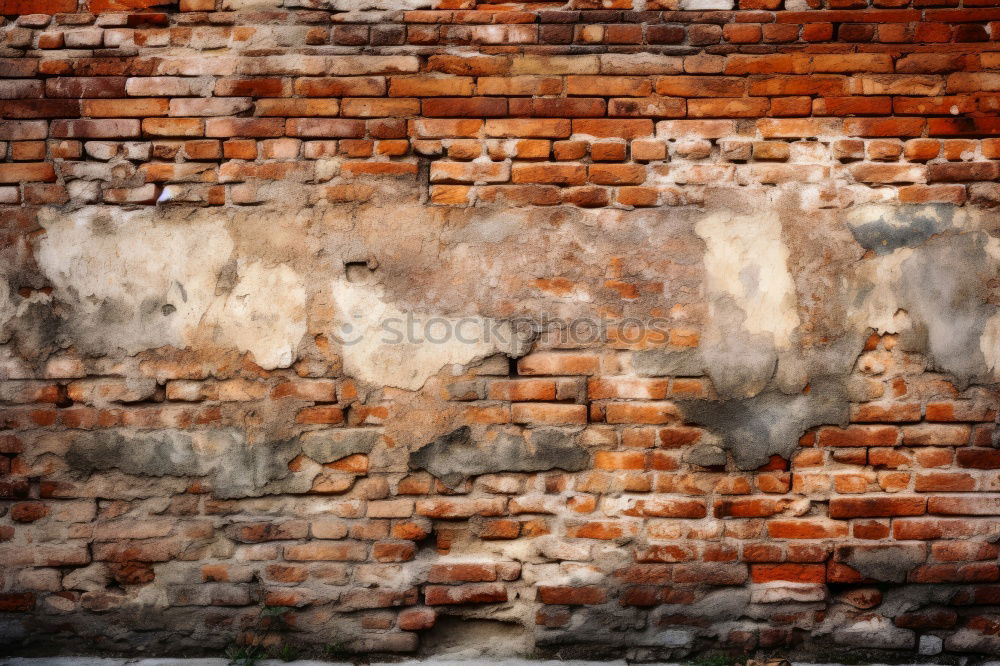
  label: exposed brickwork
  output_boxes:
[1,0,1000,660]
[1,2,1000,206]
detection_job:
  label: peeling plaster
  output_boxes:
[36,207,234,357]
[330,276,529,390]
[35,208,308,370]
[695,211,800,352]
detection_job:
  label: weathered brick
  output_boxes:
[829,496,926,518]
[425,583,507,605]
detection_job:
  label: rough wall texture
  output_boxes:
[2,0,1000,660]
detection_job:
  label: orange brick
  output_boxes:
[617,186,658,207]
[511,159,590,184]
[511,403,587,425]
[517,352,600,375]
[751,564,825,583]
[605,402,680,425]
[488,379,556,401]
[688,97,769,118]
[389,76,474,97]
[484,118,570,138]
[572,119,653,139]
[566,76,652,97]
[588,164,646,185]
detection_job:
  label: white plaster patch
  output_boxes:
[36,207,232,353]
[847,248,912,336]
[205,260,308,370]
[695,211,801,350]
[330,277,527,391]
[980,313,1000,380]
[34,208,307,369]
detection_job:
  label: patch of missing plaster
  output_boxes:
[846,203,958,255]
[64,428,305,499]
[677,379,849,470]
[32,208,307,369]
[330,276,530,391]
[409,426,589,488]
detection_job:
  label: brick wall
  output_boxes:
[1,0,1000,660]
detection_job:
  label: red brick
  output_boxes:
[567,76,651,97]
[398,607,436,631]
[957,448,1000,469]
[283,542,366,561]
[751,563,825,583]
[422,97,506,118]
[928,496,1000,516]
[588,378,667,400]
[901,423,971,446]
[10,501,49,523]
[428,564,497,583]
[142,118,203,137]
[372,541,416,562]
[588,164,646,185]
[511,163,586,186]
[829,496,926,518]
[537,585,606,605]
[711,497,785,518]
[425,583,507,605]
[910,562,999,583]
[53,119,140,139]
[767,519,848,539]
[0,593,34,612]
[928,162,1000,183]
[478,518,522,539]
[488,378,556,401]
[295,406,344,425]
[572,119,653,139]
[415,498,505,518]
[46,77,126,98]
[844,117,925,137]
[915,472,976,492]
[899,185,966,205]
[0,163,55,183]
[818,425,898,448]
[511,403,587,425]
[205,118,284,138]
[484,119,570,138]
[287,119,366,138]
[605,402,680,425]
[509,98,606,118]
[851,403,921,422]
[688,97,769,118]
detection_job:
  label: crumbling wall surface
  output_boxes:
[2,0,1000,661]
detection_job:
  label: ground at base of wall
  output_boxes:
[0,656,1000,666]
